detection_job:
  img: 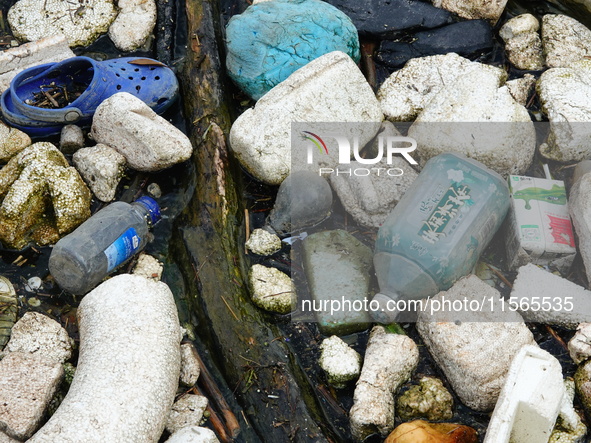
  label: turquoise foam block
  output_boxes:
[225,0,360,100]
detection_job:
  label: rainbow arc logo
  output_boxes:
[302,131,328,155]
[301,129,418,167]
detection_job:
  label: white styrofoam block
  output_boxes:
[484,345,565,443]
[91,93,192,172]
[0,35,74,93]
[349,326,418,440]
[542,14,591,68]
[416,275,535,412]
[538,59,591,163]
[229,51,382,185]
[511,263,591,328]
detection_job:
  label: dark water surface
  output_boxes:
[0,0,588,441]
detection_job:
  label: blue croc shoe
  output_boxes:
[1,56,178,136]
[1,63,64,137]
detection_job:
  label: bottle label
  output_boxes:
[418,182,472,244]
[104,227,141,272]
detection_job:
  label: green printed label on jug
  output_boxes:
[513,184,567,210]
[104,227,141,272]
[418,183,471,244]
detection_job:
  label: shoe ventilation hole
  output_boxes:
[136,85,141,92]
[116,85,122,90]
[128,76,134,80]
[155,76,160,81]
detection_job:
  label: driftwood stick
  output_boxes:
[360,40,377,91]
[191,385,231,442]
[192,346,241,438]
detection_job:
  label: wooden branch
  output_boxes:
[175,0,330,441]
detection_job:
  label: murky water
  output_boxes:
[0,0,588,441]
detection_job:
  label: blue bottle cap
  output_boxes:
[134,196,161,226]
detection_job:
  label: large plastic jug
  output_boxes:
[373,153,510,319]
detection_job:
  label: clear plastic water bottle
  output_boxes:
[373,153,510,321]
[49,196,161,295]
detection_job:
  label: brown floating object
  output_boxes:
[127,58,167,67]
[385,420,478,443]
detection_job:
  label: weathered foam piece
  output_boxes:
[484,345,564,443]
[324,0,452,38]
[408,62,535,177]
[505,33,544,73]
[91,93,193,172]
[132,253,164,281]
[416,275,536,411]
[59,124,84,154]
[166,394,209,434]
[108,0,156,52]
[575,361,591,431]
[569,323,591,365]
[506,74,536,107]
[395,376,454,421]
[301,230,373,335]
[0,352,63,440]
[569,165,591,286]
[500,14,544,70]
[245,228,282,256]
[538,59,591,162]
[542,14,591,68]
[4,311,72,364]
[550,378,587,443]
[28,274,181,443]
[0,35,74,93]
[349,326,419,440]
[0,121,30,162]
[72,144,127,202]
[46,167,92,234]
[0,276,17,350]
[166,426,220,443]
[179,342,200,387]
[319,335,361,388]
[249,264,295,314]
[8,0,117,47]
[0,432,20,442]
[376,20,493,69]
[229,51,382,185]
[329,123,418,228]
[0,142,91,249]
[500,13,540,40]
[433,0,508,23]
[511,263,591,328]
[378,53,475,121]
[226,0,360,100]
